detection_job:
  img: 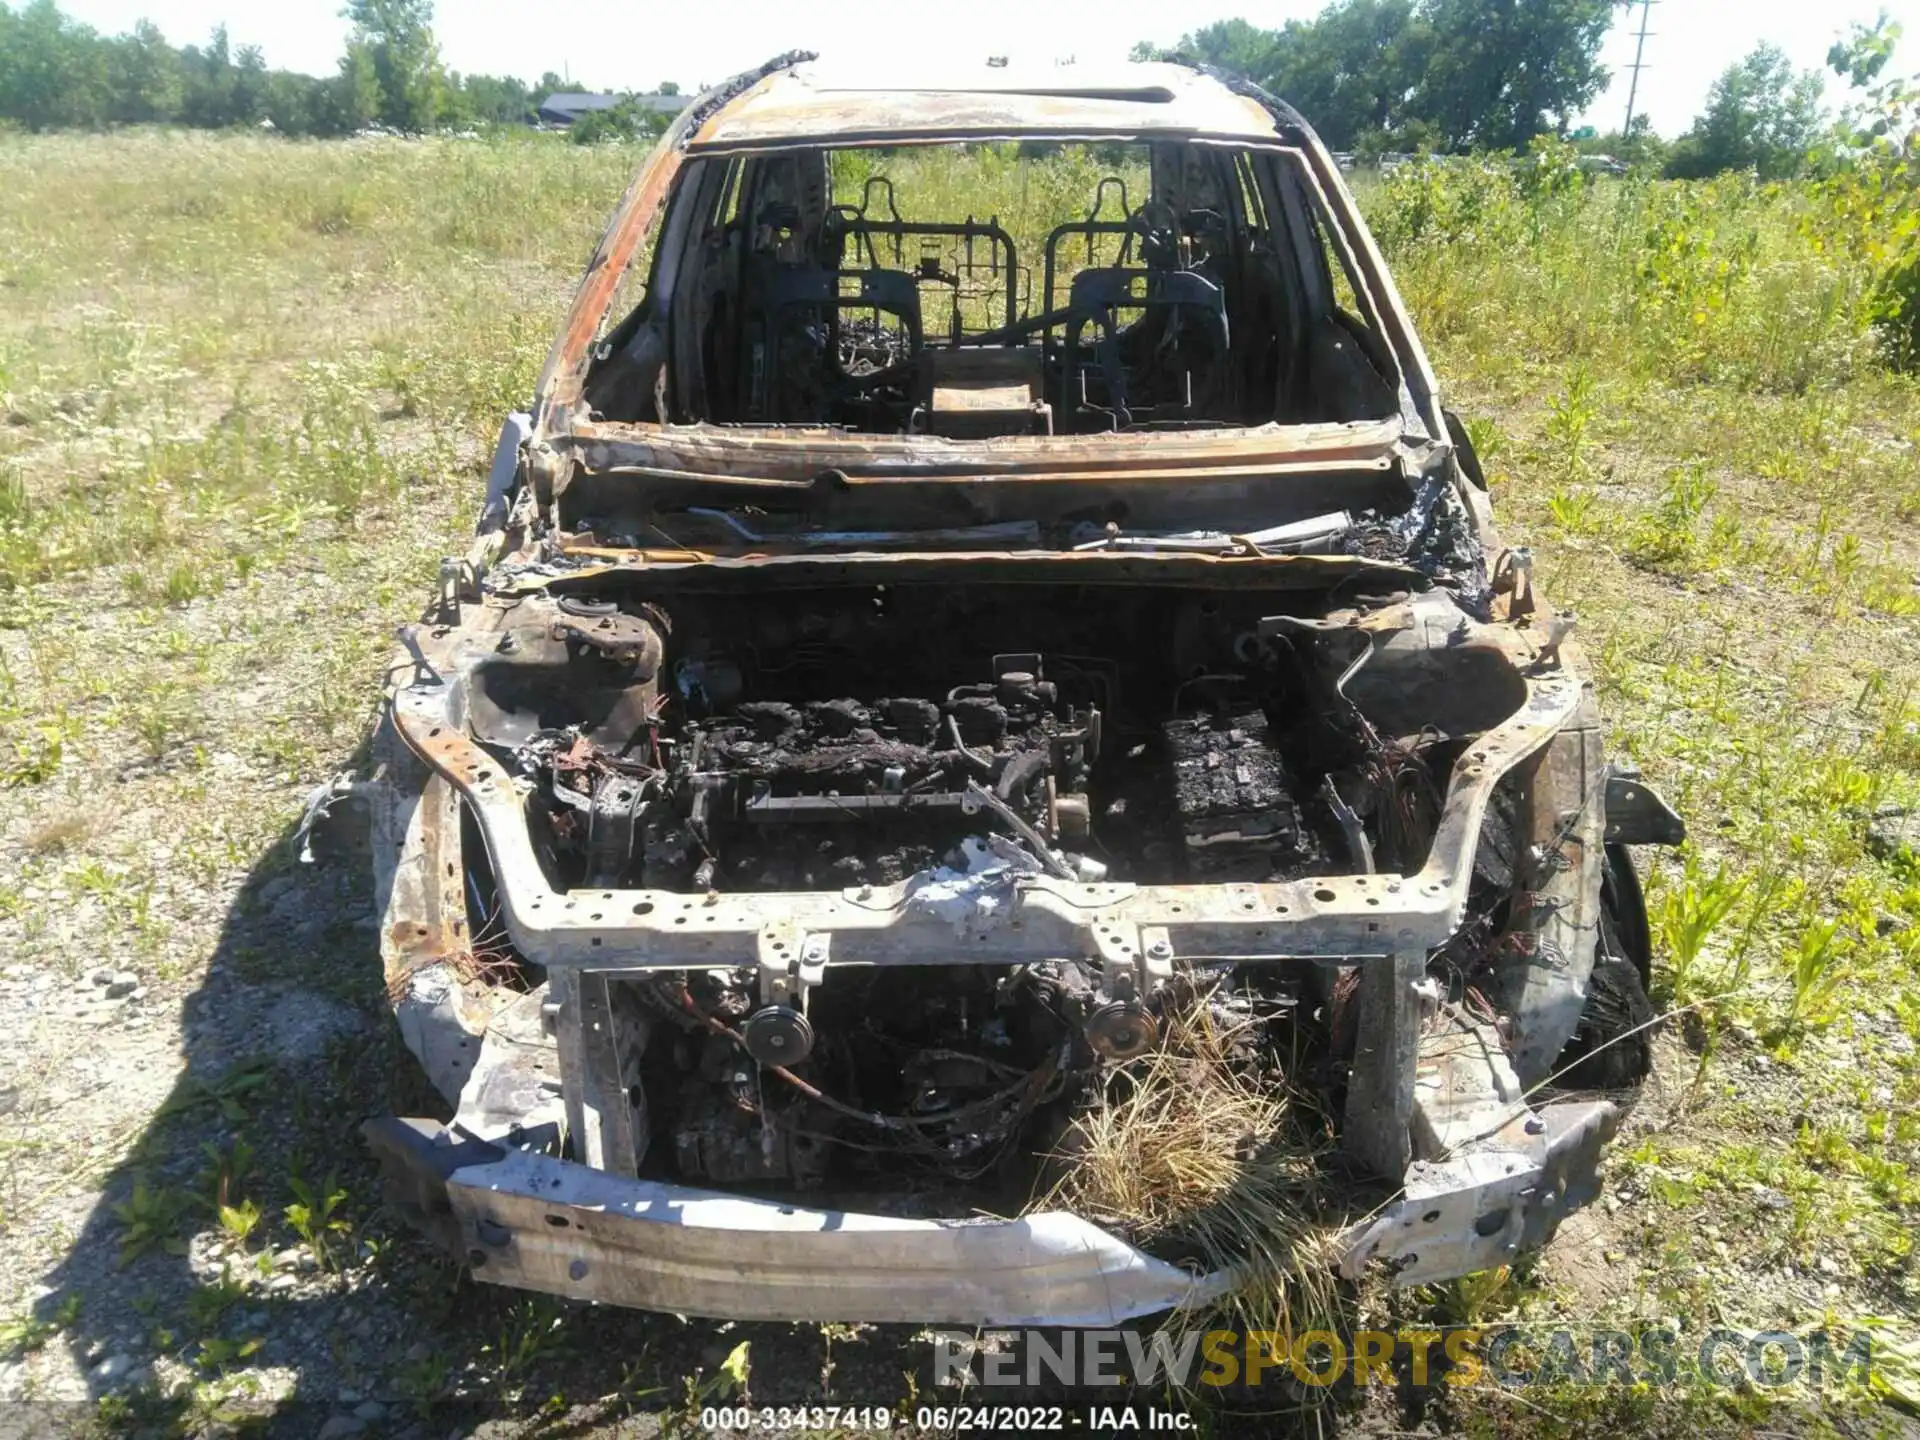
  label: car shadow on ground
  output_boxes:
[29,794,1395,1439]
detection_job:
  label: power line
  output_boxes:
[1622,0,1656,137]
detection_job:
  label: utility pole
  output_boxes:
[1622,0,1655,139]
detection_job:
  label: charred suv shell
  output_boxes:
[339,56,1682,1323]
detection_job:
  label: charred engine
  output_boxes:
[476,581,1449,1195]
[505,584,1379,897]
[622,959,1109,1198]
[631,657,1099,893]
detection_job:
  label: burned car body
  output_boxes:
[349,58,1682,1324]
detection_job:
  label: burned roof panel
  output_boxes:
[685,61,1283,150]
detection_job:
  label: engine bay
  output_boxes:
[447,577,1519,1204]
[480,583,1449,900]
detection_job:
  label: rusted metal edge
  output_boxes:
[563,419,1404,483]
[533,53,818,431]
[681,60,1283,152]
[490,549,1431,595]
[682,127,1294,154]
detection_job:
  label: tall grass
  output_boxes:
[0,130,639,595]
[1364,154,1884,394]
[2,127,1915,1046]
[1040,990,1346,1391]
[1361,153,1920,1072]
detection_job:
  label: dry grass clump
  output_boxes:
[1042,991,1347,1330]
[23,812,89,855]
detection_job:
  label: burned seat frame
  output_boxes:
[1062,267,1230,428]
[758,264,924,417]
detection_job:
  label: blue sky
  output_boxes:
[47,0,1920,137]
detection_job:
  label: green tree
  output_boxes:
[263,69,327,134]
[0,0,109,129]
[1159,17,1286,79]
[569,93,673,146]
[102,19,181,124]
[1149,0,1613,152]
[1571,113,1667,168]
[1667,44,1826,180]
[460,71,535,124]
[1811,15,1918,364]
[1413,0,1614,150]
[1150,6,1422,148]
[341,0,446,131]
[179,26,236,127]
[231,43,269,125]
[328,38,382,133]
[0,0,463,136]
[1826,11,1912,147]
[1281,0,1429,150]
[1829,11,1900,92]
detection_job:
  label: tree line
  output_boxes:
[0,0,676,136]
[1,0,1908,181]
[1143,2,1910,181]
[1135,1,1617,154]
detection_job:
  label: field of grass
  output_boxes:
[1363,152,1920,1430]
[0,129,1917,1436]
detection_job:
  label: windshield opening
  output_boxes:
[581,140,1400,438]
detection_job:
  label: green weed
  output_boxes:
[195,1136,260,1240]
[193,1334,264,1373]
[1650,856,1748,1006]
[662,1338,752,1431]
[1629,462,1719,568]
[162,1059,273,1124]
[284,1172,350,1271]
[1462,413,1506,470]
[484,1296,573,1396]
[183,1267,248,1337]
[112,1177,192,1266]
[1545,486,1598,534]
[0,1293,80,1359]
[161,562,206,606]
[1778,918,1847,1034]
[216,1198,263,1250]
[2,717,73,787]
[1543,364,1599,480]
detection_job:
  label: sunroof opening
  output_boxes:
[820,86,1180,105]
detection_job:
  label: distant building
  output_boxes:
[534,92,691,127]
